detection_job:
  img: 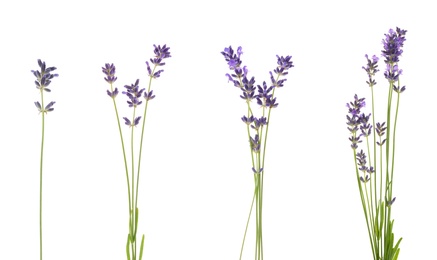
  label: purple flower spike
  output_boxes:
[362,54,379,86]
[107,88,119,98]
[381,27,407,64]
[123,116,141,127]
[144,90,156,101]
[123,79,145,108]
[32,59,58,92]
[241,115,255,125]
[274,55,294,76]
[221,46,242,70]
[150,44,171,66]
[123,117,131,126]
[44,101,56,112]
[102,63,117,84]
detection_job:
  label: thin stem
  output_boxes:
[135,66,156,212]
[110,83,132,216]
[39,89,45,260]
[239,187,257,260]
[130,107,137,259]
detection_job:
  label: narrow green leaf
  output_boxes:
[139,234,145,260]
[392,248,400,260]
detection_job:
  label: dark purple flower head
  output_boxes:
[144,90,156,101]
[356,150,368,172]
[107,88,119,98]
[32,59,58,92]
[346,95,366,149]
[270,71,287,88]
[346,94,366,117]
[381,27,407,64]
[241,115,255,125]
[240,80,256,101]
[251,117,268,130]
[102,63,117,84]
[362,54,379,86]
[122,79,145,107]
[359,113,372,137]
[146,44,171,79]
[273,55,294,76]
[149,44,171,66]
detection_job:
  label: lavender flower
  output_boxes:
[32,59,58,113]
[381,27,407,64]
[359,113,372,137]
[123,116,142,127]
[221,46,242,70]
[122,79,145,108]
[149,44,171,66]
[102,63,117,84]
[32,59,59,93]
[241,115,255,125]
[362,54,379,86]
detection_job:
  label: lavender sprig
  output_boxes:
[102,44,171,260]
[33,59,58,260]
[222,46,293,260]
[346,27,407,260]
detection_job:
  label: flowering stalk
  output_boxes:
[346,27,407,260]
[221,46,293,260]
[102,44,171,260]
[32,59,58,260]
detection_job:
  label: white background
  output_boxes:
[0,0,436,259]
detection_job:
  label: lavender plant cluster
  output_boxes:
[221,46,293,157]
[102,44,171,124]
[101,44,171,260]
[346,27,407,260]
[347,28,407,187]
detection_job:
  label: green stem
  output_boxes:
[239,187,256,260]
[39,89,45,260]
[136,66,156,213]
[109,82,132,258]
[130,107,137,259]
[353,143,377,259]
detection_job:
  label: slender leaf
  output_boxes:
[139,234,145,260]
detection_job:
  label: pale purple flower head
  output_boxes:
[381,27,407,64]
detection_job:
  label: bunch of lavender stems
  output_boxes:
[32,59,58,260]
[346,27,407,260]
[102,44,171,260]
[221,46,293,260]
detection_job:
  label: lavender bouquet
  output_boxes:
[32,59,58,260]
[346,28,407,260]
[102,44,171,260]
[221,46,293,260]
